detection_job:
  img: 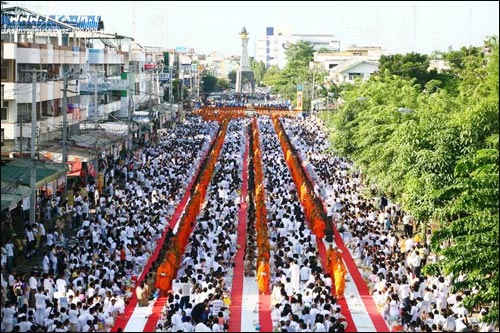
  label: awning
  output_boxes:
[70,131,125,150]
[0,182,31,211]
[39,149,96,163]
[1,159,68,189]
[1,193,22,211]
[67,160,83,177]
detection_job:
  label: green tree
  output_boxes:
[262,65,283,87]
[201,74,218,93]
[376,52,435,89]
[425,37,499,324]
[250,58,266,86]
[266,41,315,105]
[228,70,237,85]
[217,78,230,91]
[330,37,499,324]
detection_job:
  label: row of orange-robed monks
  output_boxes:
[254,243,347,299]
[155,115,343,300]
[154,120,230,298]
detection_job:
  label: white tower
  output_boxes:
[236,27,255,93]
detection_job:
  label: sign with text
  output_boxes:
[1,14,101,31]
[80,82,110,95]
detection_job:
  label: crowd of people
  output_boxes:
[153,118,249,332]
[1,115,219,333]
[1,110,496,333]
[280,115,495,332]
[257,117,349,332]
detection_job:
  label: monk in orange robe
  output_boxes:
[257,259,270,295]
[313,217,326,239]
[332,251,347,298]
[156,256,174,297]
[326,244,340,273]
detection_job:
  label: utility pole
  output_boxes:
[61,67,79,202]
[149,59,154,145]
[128,95,133,159]
[311,71,315,111]
[177,53,181,112]
[127,64,135,158]
[62,68,69,201]
[19,109,23,157]
[30,72,37,226]
[25,69,46,226]
[94,70,99,129]
[93,70,99,174]
[169,52,174,124]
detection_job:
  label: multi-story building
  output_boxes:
[256,25,340,69]
[1,4,161,210]
[201,51,239,79]
[1,5,159,157]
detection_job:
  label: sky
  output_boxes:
[12,1,500,56]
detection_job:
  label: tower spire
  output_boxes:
[236,26,255,93]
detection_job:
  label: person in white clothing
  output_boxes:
[34,287,48,325]
[194,319,212,332]
[1,302,16,332]
[289,259,300,293]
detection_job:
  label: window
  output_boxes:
[1,128,4,146]
[266,27,274,36]
[1,107,7,120]
[329,64,338,69]
[17,64,41,83]
[1,59,15,82]
[348,73,362,81]
[17,104,30,122]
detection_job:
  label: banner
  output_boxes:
[296,91,303,111]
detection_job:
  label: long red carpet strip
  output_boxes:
[227,129,249,332]
[296,130,389,332]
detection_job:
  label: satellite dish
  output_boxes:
[282,42,290,50]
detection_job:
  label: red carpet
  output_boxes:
[259,293,273,332]
[294,135,389,332]
[111,137,214,332]
[228,130,249,332]
[143,296,167,332]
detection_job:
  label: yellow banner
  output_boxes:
[296,91,303,111]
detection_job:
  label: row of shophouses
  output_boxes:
[0,4,202,219]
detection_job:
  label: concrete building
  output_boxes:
[1,5,159,157]
[201,51,239,79]
[256,25,340,69]
[312,46,389,85]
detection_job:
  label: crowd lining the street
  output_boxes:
[1,112,496,332]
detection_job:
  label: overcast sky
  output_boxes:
[13,1,500,56]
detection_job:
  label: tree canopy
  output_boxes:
[328,37,499,324]
[262,41,317,106]
[250,58,266,86]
